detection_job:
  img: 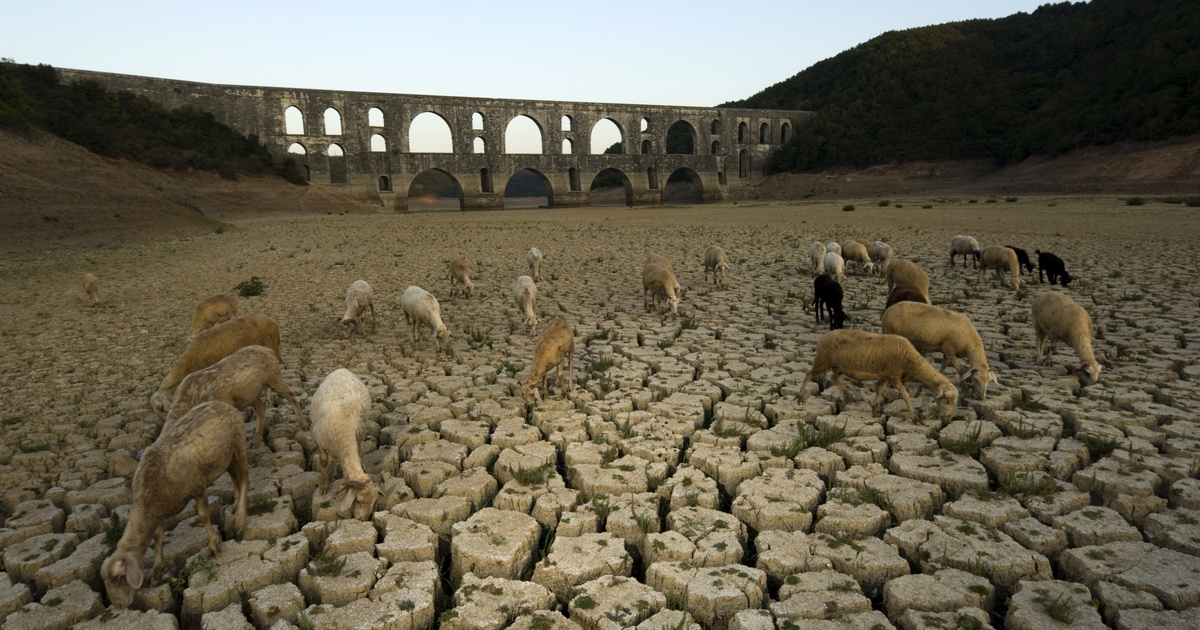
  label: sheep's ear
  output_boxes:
[960,368,976,382]
[339,486,357,512]
[125,556,143,589]
[933,386,945,399]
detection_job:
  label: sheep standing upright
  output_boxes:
[1005,245,1037,274]
[338,280,375,339]
[885,259,930,303]
[166,345,304,441]
[449,259,475,298]
[1032,291,1102,385]
[401,285,451,354]
[643,261,681,315]
[310,369,380,519]
[1036,250,1073,287]
[527,247,544,282]
[978,246,1022,289]
[83,273,100,307]
[823,251,845,283]
[189,294,238,338]
[950,236,982,268]
[881,301,999,400]
[704,246,729,286]
[841,240,874,275]
[809,242,827,275]
[812,274,847,330]
[101,400,248,608]
[151,314,282,419]
[513,275,539,335]
[523,318,574,403]
[869,241,893,276]
[797,329,959,419]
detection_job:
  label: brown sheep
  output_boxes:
[523,318,574,403]
[449,259,475,298]
[885,283,929,309]
[189,294,238,338]
[83,273,100,307]
[884,259,930,303]
[978,246,1022,289]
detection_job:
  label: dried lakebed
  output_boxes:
[2,199,1199,629]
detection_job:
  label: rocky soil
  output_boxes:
[2,195,1200,629]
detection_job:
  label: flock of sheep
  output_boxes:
[85,230,1099,611]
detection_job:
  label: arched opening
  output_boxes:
[759,122,770,144]
[370,134,386,152]
[480,168,493,193]
[284,106,304,135]
[324,108,343,135]
[327,144,347,184]
[474,137,486,154]
[569,167,580,191]
[562,138,573,155]
[738,149,748,178]
[472,112,484,130]
[780,122,791,144]
[590,118,623,155]
[505,115,543,154]
[711,140,721,154]
[718,171,726,185]
[640,118,649,132]
[408,169,463,211]
[640,139,651,155]
[710,119,721,135]
[504,168,553,209]
[561,115,572,131]
[378,176,392,192]
[666,121,696,154]
[737,122,747,143]
[647,167,658,190]
[409,112,454,153]
[368,107,385,127]
[589,168,632,207]
[663,168,703,204]
[287,142,307,156]
[302,165,310,181]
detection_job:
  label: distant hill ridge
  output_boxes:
[724,0,1200,172]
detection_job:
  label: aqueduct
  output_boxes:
[57,69,812,211]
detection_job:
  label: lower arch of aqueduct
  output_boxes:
[57,69,812,211]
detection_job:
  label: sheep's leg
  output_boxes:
[831,372,852,402]
[797,371,815,402]
[149,526,166,582]
[942,351,966,375]
[369,303,376,331]
[228,448,249,538]
[195,495,222,555]
[893,379,916,417]
[250,396,266,443]
[318,450,331,494]
[567,350,574,394]
[869,380,888,409]
[268,375,305,430]
[554,360,563,398]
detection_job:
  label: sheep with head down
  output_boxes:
[189,294,237,338]
[643,256,681,316]
[310,368,381,520]
[881,301,999,400]
[338,280,375,339]
[401,285,452,354]
[83,273,100,307]
[885,259,930,304]
[523,318,574,403]
[449,259,475,298]
[704,246,729,286]
[950,235,982,268]
[978,246,1022,289]
[513,275,538,335]
[809,242,826,275]
[1032,290,1102,386]
[841,240,874,275]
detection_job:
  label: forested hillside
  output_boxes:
[725,0,1200,172]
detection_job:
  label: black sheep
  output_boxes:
[813,274,848,330]
[1036,250,1073,287]
[1005,245,1037,274]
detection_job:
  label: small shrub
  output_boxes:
[1126,197,1146,206]
[842,204,855,212]
[968,199,978,203]
[234,276,266,297]
[921,204,933,209]
[1005,196,1018,202]
[878,200,890,207]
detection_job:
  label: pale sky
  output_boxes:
[5,0,1058,107]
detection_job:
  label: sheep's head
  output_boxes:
[962,367,999,400]
[436,325,452,354]
[149,389,173,420]
[829,311,848,331]
[1059,271,1073,287]
[667,295,680,316]
[934,384,959,419]
[523,380,542,404]
[1077,362,1102,386]
[464,279,475,297]
[338,318,357,339]
[335,478,381,520]
[101,551,143,609]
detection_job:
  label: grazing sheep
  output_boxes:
[645,255,684,299]
[950,235,982,268]
[523,318,574,403]
[885,283,929,309]
[189,294,237,338]
[310,369,381,520]
[449,259,475,298]
[527,247,544,282]
[401,286,452,354]
[854,237,872,250]
[809,242,827,275]
[151,314,282,420]
[797,329,959,419]
[643,262,681,315]
[1036,250,1073,287]
[338,280,375,339]
[101,400,248,608]
[704,246,729,286]
[513,275,539,335]
[884,259,930,303]
[1005,245,1037,274]
[825,241,842,257]
[812,274,847,330]
[166,345,304,442]
[83,273,100,307]
[978,246,1022,289]
[841,240,875,275]
[881,301,999,400]
[869,241,893,275]
[823,251,846,283]
[1032,291,1102,385]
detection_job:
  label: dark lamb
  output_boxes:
[813,274,848,330]
[1036,250,1072,286]
[1005,245,1037,274]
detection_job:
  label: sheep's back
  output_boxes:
[137,401,244,511]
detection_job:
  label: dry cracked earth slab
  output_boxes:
[1,198,1200,630]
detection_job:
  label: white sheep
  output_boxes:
[978,246,1022,289]
[825,241,842,257]
[338,280,375,339]
[83,273,100,307]
[884,259,930,303]
[527,247,544,282]
[704,246,729,286]
[869,241,893,275]
[797,329,959,419]
[841,240,875,275]
[513,275,539,336]
[524,318,574,403]
[881,301,999,400]
[189,294,237,338]
[449,259,475,298]
[310,368,381,520]
[643,262,681,315]
[1032,290,1102,385]
[151,314,282,419]
[822,251,845,283]
[166,345,304,442]
[401,285,451,354]
[809,242,826,275]
[101,400,248,608]
[950,235,982,268]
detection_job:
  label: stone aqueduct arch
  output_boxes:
[57,69,813,211]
